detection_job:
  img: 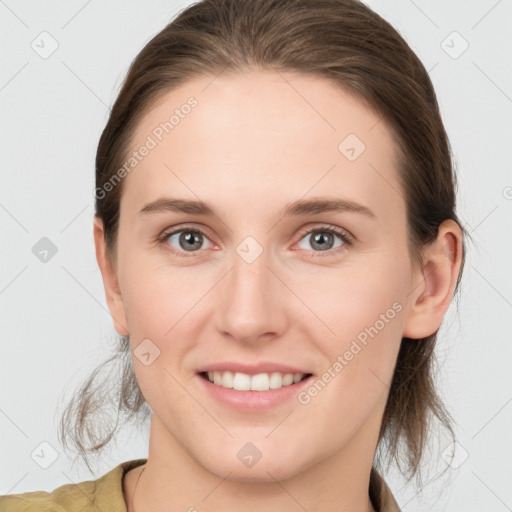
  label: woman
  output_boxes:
[0,0,466,511]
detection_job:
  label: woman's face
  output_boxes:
[98,70,426,481]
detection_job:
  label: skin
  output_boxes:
[94,69,463,512]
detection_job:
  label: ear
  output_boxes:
[403,219,463,339]
[93,216,129,336]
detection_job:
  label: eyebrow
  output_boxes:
[138,196,376,219]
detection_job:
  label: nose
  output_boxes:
[213,246,289,345]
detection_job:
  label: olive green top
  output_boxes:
[0,459,401,511]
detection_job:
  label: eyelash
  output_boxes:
[157,224,353,258]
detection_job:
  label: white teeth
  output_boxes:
[212,370,234,387]
[233,372,251,390]
[282,373,294,386]
[251,373,269,391]
[269,372,283,389]
[222,371,234,388]
[204,370,308,390]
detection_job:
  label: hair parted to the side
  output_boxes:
[58,0,467,485]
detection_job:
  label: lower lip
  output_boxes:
[197,373,313,412]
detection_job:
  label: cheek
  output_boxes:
[296,252,409,382]
[121,262,204,412]
[292,260,408,442]
[306,254,408,330]
[118,249,211,339]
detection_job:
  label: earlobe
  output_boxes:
[93,216,129,336]
[402,219,463,339]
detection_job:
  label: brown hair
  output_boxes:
[58,0,467,486]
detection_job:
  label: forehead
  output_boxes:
[122,69,402,220]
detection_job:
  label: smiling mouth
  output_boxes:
[199,371,313,391]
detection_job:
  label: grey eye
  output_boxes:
[167,230,208,252]
[297,230,344,251]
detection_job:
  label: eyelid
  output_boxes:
[157,222,354,257]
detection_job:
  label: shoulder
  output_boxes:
[0,489,65,512]
[0,459,147,512]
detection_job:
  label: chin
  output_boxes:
[193,442,309,484]
[205,461,299,484]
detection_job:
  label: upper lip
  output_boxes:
[196,361,312,376]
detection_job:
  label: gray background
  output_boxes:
[1,0,511,510]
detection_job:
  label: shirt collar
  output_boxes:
[369,466,401,512]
